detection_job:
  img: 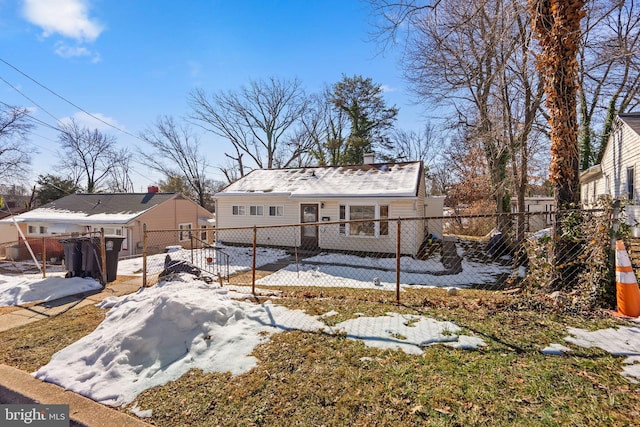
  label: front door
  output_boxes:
[300,204,319,249]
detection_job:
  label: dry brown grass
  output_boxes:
[0,304,105,372]
[133,289,637,426]
[0,285,637,426]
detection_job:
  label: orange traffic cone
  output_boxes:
[615,240,640,317]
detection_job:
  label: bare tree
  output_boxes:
[0,105,34,181]
[58,118,127,193]
[369,0,546,235]
[189,77,311,178]
[578,0,640,168]
[303,90,350,166]
[139,116,211,207]
[105,147,134,192]
[390,123,439,165]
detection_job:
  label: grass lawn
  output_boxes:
[1,287,639,426]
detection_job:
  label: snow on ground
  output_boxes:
[544,326,640,382]
[117,244,289,277]
[256,252,511,289]
[0,272,102,306]
[33,274,485,408]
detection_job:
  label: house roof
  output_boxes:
[619,112,640,136]
[10,193,179,225]
[580,113,640,182]
[216,161,424,199]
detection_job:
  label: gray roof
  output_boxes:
[13,193,180,224]
[41,193,178,214]
[216,161,423,199]
[619,113,640,136]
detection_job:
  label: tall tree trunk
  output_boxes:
[530,0,586,289]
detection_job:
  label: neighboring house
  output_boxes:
[580,112,640,234]
[0,203,30,255]
[580,112,640,205]
[4,188,215,258]
[510,197,554,232]
[214,160,443,256]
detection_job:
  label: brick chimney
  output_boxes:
[147,185,159,193]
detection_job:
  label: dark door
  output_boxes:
[300,204,319,249]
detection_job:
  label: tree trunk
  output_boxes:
[530,0,586,289]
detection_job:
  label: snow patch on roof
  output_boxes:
[217,162,422,198]
[15,207,146,224]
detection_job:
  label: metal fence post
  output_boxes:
[42,237,46,279]
[396,219,401,304]
[100,228,107,285]
[142,224,148,288]
[252,226,257,294]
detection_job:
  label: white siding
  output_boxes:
[214,164,427,255]
[216,197,424,255]
[601,119,640,201]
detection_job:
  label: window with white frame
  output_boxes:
[249,205,264,216]
[338,204,389,237]
[179,223,192,241]
[28,225,36,234]
[232,205,245,216]
[93,227,123,236]
[269,205,284,216]
[39,226,48,234]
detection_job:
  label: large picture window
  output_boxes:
[338,204,389,237]
[349,205,375,236]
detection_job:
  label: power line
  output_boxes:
[0,58,188,192]
[0,56,146,144]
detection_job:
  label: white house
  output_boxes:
[510,196,554,232]
[580,113,640,204]
[580,112,640,232]
[214,160,443,256]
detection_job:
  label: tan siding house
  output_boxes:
[215,161,440,255]
[6,190,214,258]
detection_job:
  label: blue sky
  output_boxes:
[0,0,429,191]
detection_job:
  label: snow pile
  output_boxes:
[34,275,325,406]
[33,274,484,407]
[0,273,102,306]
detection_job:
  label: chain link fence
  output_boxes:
[0,230,113,284]
[139,209,614,305]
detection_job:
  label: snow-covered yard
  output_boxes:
[3,244,640,414]
[256,251,511,289]
[117,244,290,278]
[0,260,102,307]
[118,242,512,290]
[33,274,487,408]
